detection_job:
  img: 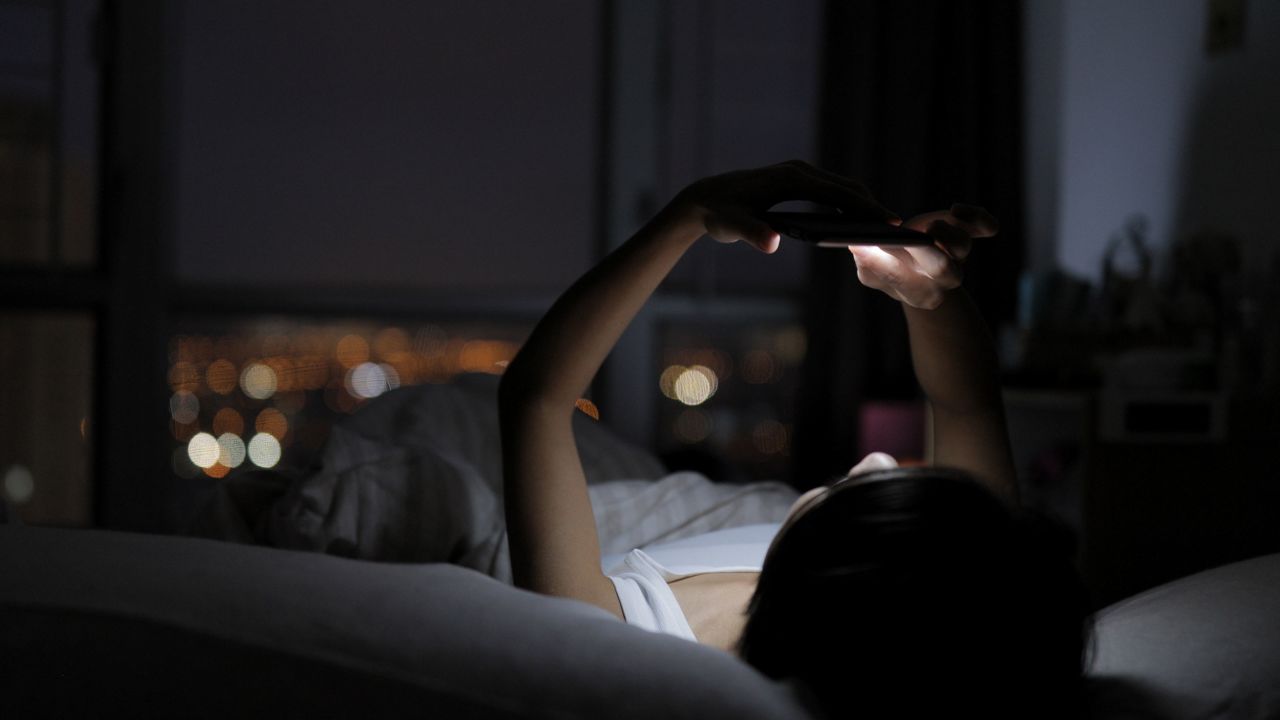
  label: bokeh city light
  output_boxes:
[212,407,244,436]
[254,407,288,439]
[3,464,35,504]
[248,432,282,468]
[673,408,712,444]
[169,391,199,424]
[672,366,715,406]
[656,323,804,481]
[167,322,525,483]
[206,358,238,394]
[240,362,277,400]
[166,321,796,485]
[217,433,247,468]
[187,432,220,469]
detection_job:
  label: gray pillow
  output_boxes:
[190,374,668,570]
[266,431,512,580]
[1085,552,1280,719]
[1,526,814,720]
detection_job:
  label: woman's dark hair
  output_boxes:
[738,467,1093,719]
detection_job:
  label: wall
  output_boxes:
[1024,0,1280,281]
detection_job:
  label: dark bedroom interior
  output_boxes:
[1,1,1278,718]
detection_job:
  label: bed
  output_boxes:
[3,380,1277,718]
[2,524,1278,718]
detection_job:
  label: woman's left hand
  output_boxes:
[848,204,999,309]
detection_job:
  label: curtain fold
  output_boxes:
[793,0,1025,486]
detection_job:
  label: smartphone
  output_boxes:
[763,211,933,246]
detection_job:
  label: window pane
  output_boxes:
[0,1,54,264]
[0,0,100,266]
[175,1,595,293]
[165,318,529,483]
[0,311,95,525]
[58,0,102,265]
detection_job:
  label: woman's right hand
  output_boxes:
[668,160,897,254]
[848,204,999,309]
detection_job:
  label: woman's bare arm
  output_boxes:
[848,206,1018,503]
[499,162,892,616]
[498,206,704,616]
[904,289,1018,503]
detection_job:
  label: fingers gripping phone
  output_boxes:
[763,212,933,246]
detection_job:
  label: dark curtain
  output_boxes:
[792,1,1025,487]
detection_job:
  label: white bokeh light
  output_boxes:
[187,432,220,469]
[169,390,200,424]
[240,363,278,400]
[248,433,282,468]
[659,365,685,399]
[688,365,718,395]
[347,362,389,399]
[217,433,246,468]
[3,464,35,504]
[673,367,714,406]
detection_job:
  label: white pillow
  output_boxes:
[1086,552,1280,719]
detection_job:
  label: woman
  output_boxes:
[499,161,1090,717]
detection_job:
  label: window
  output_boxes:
[0,0,101,525]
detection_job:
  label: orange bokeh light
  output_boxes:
[458,340,516,374]
[168,361,200,393]
[383,351,417,385]
[255,407,289,439]
[751,420,789,455]
[294,355,329,390]
[674,408,712,444]
[336,334,370,369]
[203,462,231,479]
[206,358,239,395]
[212,407,245,436]
[741,350,777,384]
[264,356,295,392]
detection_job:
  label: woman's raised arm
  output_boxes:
[847,205,1018,503]
[498,162,891,615]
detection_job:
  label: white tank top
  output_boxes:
[604,523,780,641]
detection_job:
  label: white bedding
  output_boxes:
[198,377,799,582]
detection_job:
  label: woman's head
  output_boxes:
[739,465,1092,718]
